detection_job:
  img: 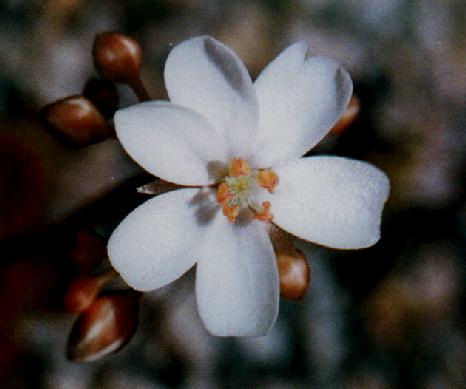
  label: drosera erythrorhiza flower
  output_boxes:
[107,35,390,336]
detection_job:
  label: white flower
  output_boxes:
[107,36,389,337]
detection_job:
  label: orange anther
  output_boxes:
[258,169,279,193]
[253,201,273,222]
[230,158,251,177]
[216,182,232,204]
[222,204,239,223]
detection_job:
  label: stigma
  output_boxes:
[216,158,279,223]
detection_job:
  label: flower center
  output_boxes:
[216,158,279,223]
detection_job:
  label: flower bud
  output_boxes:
[64,270,117,313]
[67,230,107,272]
[93,32,149,101]
[67,290,140,362]
[276,248,311,300]
[42,96,112,147]
[83,78,119,118]
[93,32,141,84]
[330,94,360,134]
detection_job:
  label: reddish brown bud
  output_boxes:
[42,96,112,147]
[93,32,140,83]
[276,248,311,300]
[83,78,119,118]
[64,270,117,313]
[67,290,141,362]
[330,94,360,134]
[93,32,149,101]
[68,230,107,272]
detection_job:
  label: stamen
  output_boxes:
[258,169,279,193]
[253,201,273,222]
[216,182,232,204]
[222,204,239,223]
[230,158,251,177]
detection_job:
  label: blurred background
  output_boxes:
[0,0,465,388]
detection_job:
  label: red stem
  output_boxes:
[128,75,150,102]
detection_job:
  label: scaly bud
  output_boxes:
[330,94,360,134]
[67,290,140,362]
[93,32,149,101]
[276,248,311,300]
[83,78,119,118]
[42,96,111,147]
[64,270,117,313]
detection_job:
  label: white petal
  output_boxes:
[108,188,218,291]
[195,215,279,336]
[165,36,259,158]
[270,157,389,249]
[252,42,353,168]
[114,101,228,185]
